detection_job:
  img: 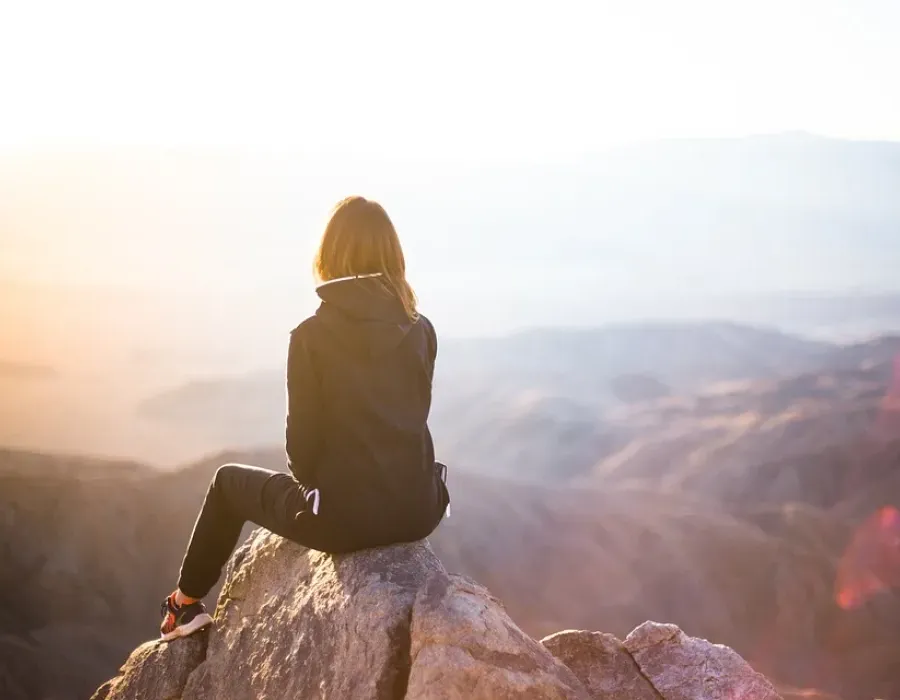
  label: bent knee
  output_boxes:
[211,463,244,489]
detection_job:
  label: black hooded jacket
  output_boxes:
[285,275,449,541]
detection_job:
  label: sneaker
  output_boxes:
[159,592,213,641]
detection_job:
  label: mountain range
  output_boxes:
[138,326,900,485]
[2,322,900,699]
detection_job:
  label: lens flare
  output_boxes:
[835,506,900,610]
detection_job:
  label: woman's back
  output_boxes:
[288,273,446,536]
[285,196,448,542]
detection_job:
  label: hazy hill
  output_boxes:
[0,452,177,700]
[135,321,832,449]
[590,337,900,495]
[435,321,831,392]
[135,327,898,483]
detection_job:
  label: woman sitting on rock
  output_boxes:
[159,196,451,640]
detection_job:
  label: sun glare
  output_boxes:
[0,0,898,153]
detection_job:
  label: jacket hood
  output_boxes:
[315,274,413,356]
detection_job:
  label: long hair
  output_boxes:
[314,196,418,321]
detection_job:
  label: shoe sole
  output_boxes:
[160,613,213,642]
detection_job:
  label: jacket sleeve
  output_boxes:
[285,326,323,486]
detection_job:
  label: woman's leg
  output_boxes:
[176,463,314,599]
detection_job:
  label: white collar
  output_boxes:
[316,272,383,289]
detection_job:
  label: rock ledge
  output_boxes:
[93,529,782,700]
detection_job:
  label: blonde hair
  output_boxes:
[314,196,419,321]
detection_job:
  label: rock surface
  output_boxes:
[92,631,207,700]
[542,630,660,700]
[93,528,783,700]
[407,573,588,699]
[188,530,436,700]
[624,622,782,700]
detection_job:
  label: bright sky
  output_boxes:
[2,0,900,337]
[1,0,899,157]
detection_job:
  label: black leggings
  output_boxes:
[177,464,365,599]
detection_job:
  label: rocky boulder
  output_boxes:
[623,622,782,700]
[541,630,660,700]
[542,625,782,700]
[93,528,783,700]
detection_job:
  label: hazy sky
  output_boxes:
[1,0,899,156]
[2,0,900,339]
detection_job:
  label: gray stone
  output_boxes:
[624,622,783,700]
[182,529,440,700]
[542,629,660,700]
[90,632,207,700]
[406,573,590,699]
